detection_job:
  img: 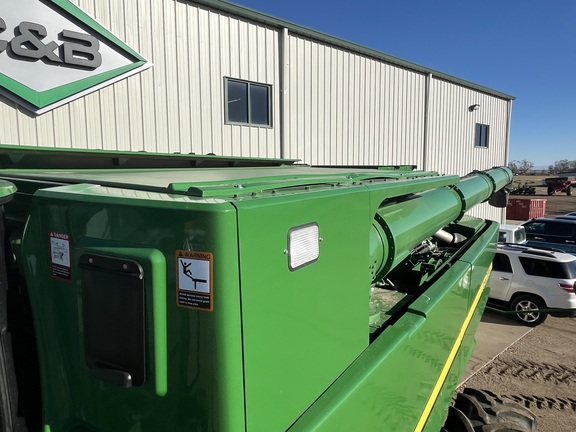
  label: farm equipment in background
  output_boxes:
[510,180,536,195]
[544,175,576,196]
[0,145,537,432]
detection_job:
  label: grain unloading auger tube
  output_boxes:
[369,167,512,283]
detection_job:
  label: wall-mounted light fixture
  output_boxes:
[468,104,480,112]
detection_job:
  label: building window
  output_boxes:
[225,78,272,127]
[475,123,489,148]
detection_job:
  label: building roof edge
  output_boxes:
[194,0,515,100]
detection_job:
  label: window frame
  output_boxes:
[224,77,272,128]
[474,123,490,148]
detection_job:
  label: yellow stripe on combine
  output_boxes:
[414,264,492,432]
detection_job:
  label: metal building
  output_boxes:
[0,0,513,219]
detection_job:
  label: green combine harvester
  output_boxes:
[0,146,536,431]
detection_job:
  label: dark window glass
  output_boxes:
[225,78,271,127]
[523,221,545,234]
[475,123,489,148]
[250,84,270,125]
[493,253,513,273]
[519,257,569,278]
[227,80,248,123]
[546,222,572,237]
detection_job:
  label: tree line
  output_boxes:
[508,159,576,175]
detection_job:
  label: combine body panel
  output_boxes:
[0,146,512,431]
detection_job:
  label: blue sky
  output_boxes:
[232,0,575,169]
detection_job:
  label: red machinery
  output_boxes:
[544,175,576,196]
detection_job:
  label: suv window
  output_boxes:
[493,253,512,273]
[523,220,576,242]
[523,222,545,235]
[547,222,574,237]
[518,257,574,278]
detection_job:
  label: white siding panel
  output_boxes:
[137,0,158,152]
[164,1,181,154]
[69,100,89,149]
[284,34,426,166]
[426,79,510,221]
[0,0,279,157]
[427,79,509,175]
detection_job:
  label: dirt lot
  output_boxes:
[460,316,576,432]
[457,178,576,431]
[510,175,575,218]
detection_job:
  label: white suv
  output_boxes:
[489,244,576,326]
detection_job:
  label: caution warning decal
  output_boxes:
[176,251,213,311]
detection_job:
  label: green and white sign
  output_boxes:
[0,0,150,114]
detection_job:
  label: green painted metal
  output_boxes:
[368,167,512,281]
[0,144,297,169]
[422,220,496,431]
[20,189,246,431]
[288,221,498,432]
[233,187,369,431]
[0,161,511,431]
[0,180,16,203]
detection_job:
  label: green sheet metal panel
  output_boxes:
[21,184,246,431]
[0,179,16,202]
[422,221,497,431]
[288,222,497,432]
[233,186,370,431]
[2,163,506,431]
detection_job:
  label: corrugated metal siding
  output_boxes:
[284,34,426,166]
[0,1,510,222]
[0,0,280,157]
[426,78,510,221]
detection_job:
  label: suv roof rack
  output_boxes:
[519,249,558,258]
[498,243,565,257]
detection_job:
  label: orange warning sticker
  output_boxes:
[176,250,213,311]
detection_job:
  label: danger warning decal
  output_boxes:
[176,251,213,311]
[50,231,71,280]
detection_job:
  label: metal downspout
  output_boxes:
[503,99,513,223]
[504,99,512,165]
[422,73,432,171]
[279,27,289,159]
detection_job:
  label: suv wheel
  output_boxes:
[511,294,547,327]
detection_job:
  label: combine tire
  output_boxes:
[442,388,537,432]
[547,187,555,196]
[567,186,572,196]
